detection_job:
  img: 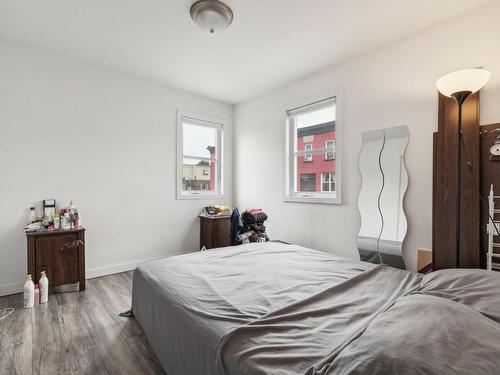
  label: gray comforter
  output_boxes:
[132,242,500,375]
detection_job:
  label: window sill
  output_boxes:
[177,192,225,200]
[283,195,341,205]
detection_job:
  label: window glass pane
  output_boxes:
[292,101,335,154]
[182,121,217,158]
[293,152,335,194]
[295,104,335,128]
[182,157,216,192]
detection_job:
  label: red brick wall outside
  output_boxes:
[296,130,336,191]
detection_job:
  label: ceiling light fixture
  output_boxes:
[190,0,234,34]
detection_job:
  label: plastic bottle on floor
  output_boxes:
[34,284,40,305]
[39,271,49,304]
[23,275,35,308]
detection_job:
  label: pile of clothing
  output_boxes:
[230,208,269,245]
[200,205,232,218]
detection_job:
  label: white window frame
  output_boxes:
[284,95,342,205]
[176,111,224,200]
[324,140,335,160]
[321,172,335,192]
[304,144,313,162]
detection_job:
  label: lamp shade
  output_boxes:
[435,68,491,97]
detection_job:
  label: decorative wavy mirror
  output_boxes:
[357,125,408,269]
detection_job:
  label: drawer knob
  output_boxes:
[41,261,48,267]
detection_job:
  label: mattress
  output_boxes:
[132,242,500,375]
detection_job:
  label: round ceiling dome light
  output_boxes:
[190,0,234,34]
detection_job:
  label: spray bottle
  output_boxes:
[29,207,36,224]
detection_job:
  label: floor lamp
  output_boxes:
[435,68,491,266]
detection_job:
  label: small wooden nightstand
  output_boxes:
[26,227,86,291]
[199,216,231,250]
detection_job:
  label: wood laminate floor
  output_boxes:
[0,272,165,375]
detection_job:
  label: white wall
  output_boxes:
[1,4,499,296]
[0,40,233,296]
[234,3,500,271]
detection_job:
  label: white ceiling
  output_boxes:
[0,0,493,103]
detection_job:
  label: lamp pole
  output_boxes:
[450,90,471,267]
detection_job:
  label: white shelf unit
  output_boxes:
[487,185,500,271]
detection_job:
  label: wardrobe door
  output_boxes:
[357,129,385,264]
[35,233,80,286]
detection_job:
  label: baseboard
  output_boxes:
[0,281,25,297]
[86,255,167,279]
[0,255,167,297]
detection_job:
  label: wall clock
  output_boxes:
[490,134,500,161]
[490,143,500,157]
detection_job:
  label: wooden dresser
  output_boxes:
[26,227,86,291]
[199,216,231,250]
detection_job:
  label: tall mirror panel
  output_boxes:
[357,130,385,264]
[379,126,409,269]
[357,126,408,269]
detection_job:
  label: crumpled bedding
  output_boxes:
[215,265,421,375]
[328,268,500,374]
[132,242,500,375]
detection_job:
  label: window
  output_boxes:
[285,96,341,204]
[304,144,313,162]
[325,140,335,160]
[321,172,335,192]
[177,112,224,199]
[300,173,316,191]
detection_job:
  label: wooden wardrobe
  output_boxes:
[433,92,500,270]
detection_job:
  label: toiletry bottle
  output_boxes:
[39,271,49,304]
[29,207,36,224]
[62,213,70,230]
[34,284,40,305]
[54,215,61,230]
[23,275,35,308]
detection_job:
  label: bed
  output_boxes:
[132,242,500,375]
